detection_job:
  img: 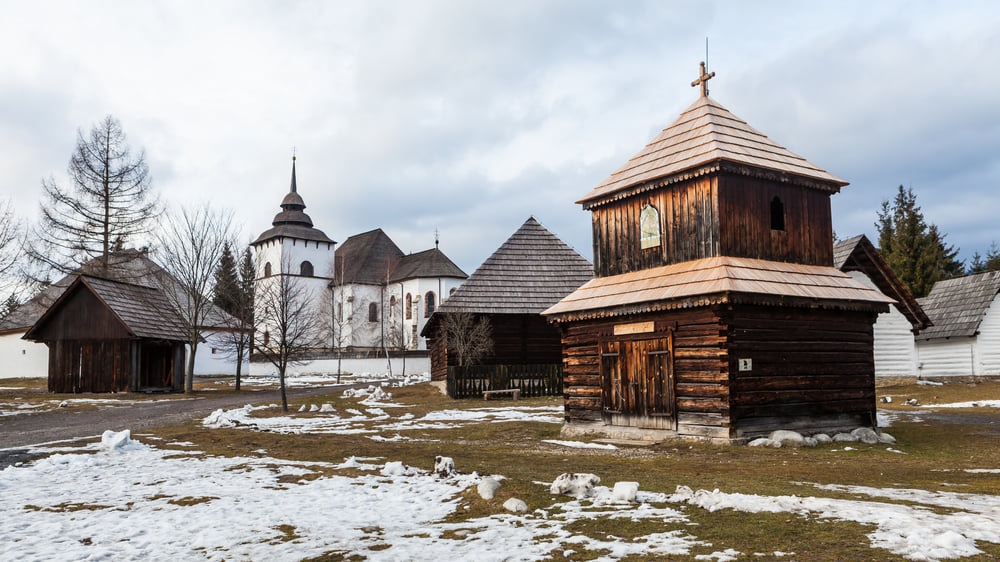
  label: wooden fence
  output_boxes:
[446,363,562,399]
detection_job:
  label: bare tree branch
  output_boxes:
[254,256,327,411]
[153,204,237,393]
[27,115,160,279]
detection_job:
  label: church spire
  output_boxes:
[290,154,298,194]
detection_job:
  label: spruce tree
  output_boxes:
[212,242,240,315]
[876,185,964,298]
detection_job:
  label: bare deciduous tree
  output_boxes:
[154,205,236,393]
[29,115,160,278]
[254,258,326,411]
[440,311,493,367]
[0,199,27,317]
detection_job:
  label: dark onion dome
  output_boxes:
[253,157,334,246]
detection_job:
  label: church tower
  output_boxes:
[251,157,336,345]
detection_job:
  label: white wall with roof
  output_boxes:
[917,296,1000,378]
[846,271,919,378]
[0,332,48,379]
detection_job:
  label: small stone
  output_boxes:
[812,433,832,444]
[769,430,805,447]
[748,437,780,448]
[477,477,502,500]
[612,481,639,502]
[877,431,897,444]
[503,498,528,513]
[832,433,859,442]
[851,427,880,444]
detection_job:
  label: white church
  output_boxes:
[249,158,467,374]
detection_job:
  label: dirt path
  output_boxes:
[0,384,358,454]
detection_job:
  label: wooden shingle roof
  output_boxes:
[332,229,404,285]
[389,248,466,283]
[916,271,1000,341]
[544,256,893,321]
[577,95,846,207]
[0,249,237,333]
[436,217,593,315]
[834,234,931,332]
[25,275,189,342]
[252,159,335,246]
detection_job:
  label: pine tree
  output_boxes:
[876,185,963,298]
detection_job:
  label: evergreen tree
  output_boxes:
[212,242,240,315]
[876,185,963,298]
[238,247,255,323]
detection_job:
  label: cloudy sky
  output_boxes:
[2,0,999,274]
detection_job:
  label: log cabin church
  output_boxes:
[544,63,894,443]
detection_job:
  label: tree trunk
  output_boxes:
[234,339,244,391]
[186,341,198,393]
[279,362,288,412]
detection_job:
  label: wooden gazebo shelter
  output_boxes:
[24,275,188,393]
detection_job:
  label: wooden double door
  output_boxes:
[601,335,675,427]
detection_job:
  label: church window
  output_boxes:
[424,291,436,318]
[369,303,378,323]
[770,196,786,231]
[389,296,397,318]
[263,329,270,347]
[264,262,272,277]
[450,287,456,296]
[300,261,314,277]
[640,204,661,249]
[336,302,342,321]
[405,293,412,320]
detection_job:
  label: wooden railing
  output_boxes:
[446,363,562,399]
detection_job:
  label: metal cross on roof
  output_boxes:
[691,61,715,97]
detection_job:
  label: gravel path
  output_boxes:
[0,384,358,453]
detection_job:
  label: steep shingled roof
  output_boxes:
[436,217,593,315]
[916,271,1000,341]
[24,275,189,342]
[332,229,404,285]
[389,248,466,283]
[544,256,893,321]
[577,95,846,207]
[0,249,238,333]
[834,234,931,332]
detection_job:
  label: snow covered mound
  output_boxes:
[100,429,144,452]
[550,473,600,498]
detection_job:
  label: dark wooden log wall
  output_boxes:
[590,177,720,277]
[426,331,448,381]
[486,314,563,365]
[48,340,131,393]
[31,287,131,341]
[559,308,728,433]
[588,173,835,277]
[717,176,834,266]
[725,305,878,436]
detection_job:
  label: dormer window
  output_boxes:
[770,196,785,231]
[640,204,661,249]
